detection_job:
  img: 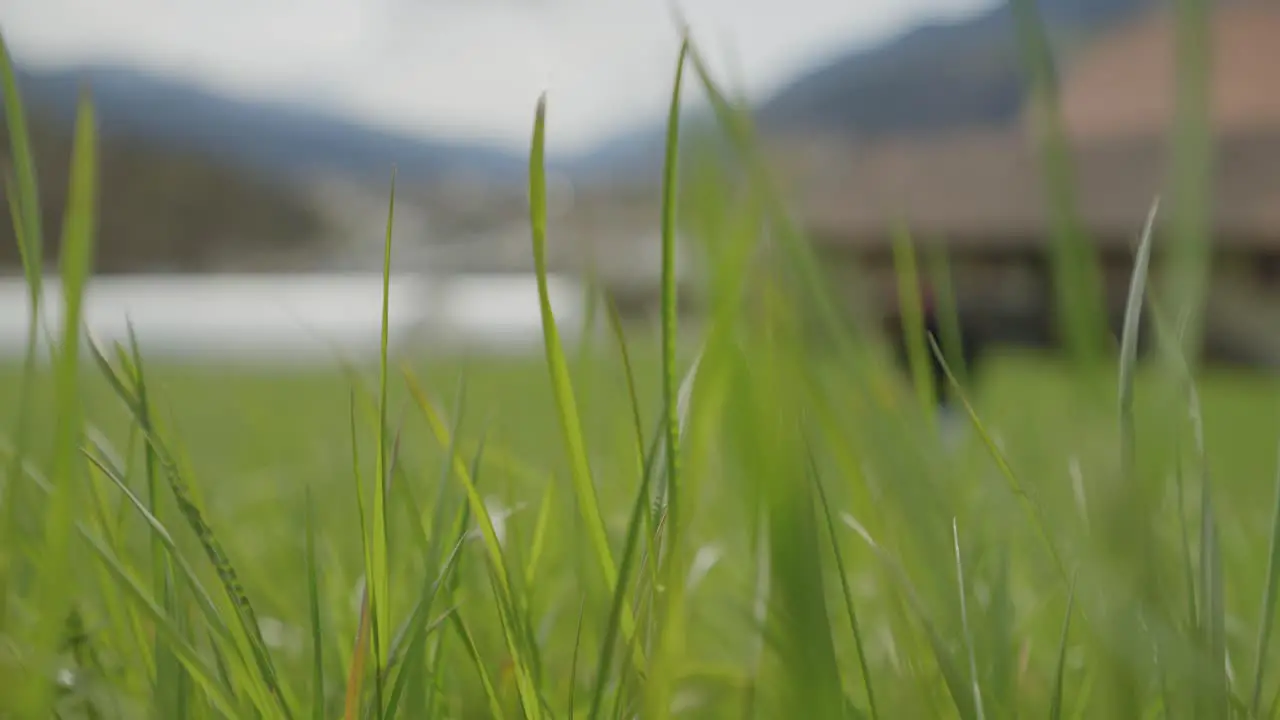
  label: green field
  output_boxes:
[4,3,1276,716]
[3,347,1279,718]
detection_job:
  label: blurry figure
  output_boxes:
[902,284,980,449]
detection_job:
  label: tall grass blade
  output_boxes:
[658,36,688,559]
[925,245,967,387]
[306,489,326,720]
[1118,198,1161,473]
[344,591,372,720]
[0,30,43,293]
[116,347,294,717]
[605,298,648,487]
[892,225,937,423]
[1050,574,1078,720]
[1007,0,1107,366]
[27,86,96,716]
[844,514,976,720]
[586,422,662,720]
[647,39,691,720]
[122,322,187,719]
[0,31,45,611]
[1196,393,1226,718]
[952,519,986,720]
[1163,0,1213,368]
[524,480,554,591]
[927,335,1066,584]
[811,452,878,720]
[1117,196,1160,459]
[383,538,466,719]
[450,613,506,720]
[528,93,644,665]
[83,531,246,717]
[370,167,398,703]
[1252,435,1280,715]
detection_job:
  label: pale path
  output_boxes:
[0,273,585,364]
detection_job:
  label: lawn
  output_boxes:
[2,347,1278,718]
[3,5,1276,716]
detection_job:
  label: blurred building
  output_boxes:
[789,0,1280,365]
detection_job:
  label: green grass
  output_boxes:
[3,6,1279,718]
[1,353,1278,718]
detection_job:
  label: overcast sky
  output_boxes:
[1,0,991,153]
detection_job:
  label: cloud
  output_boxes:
[0,0,991,152]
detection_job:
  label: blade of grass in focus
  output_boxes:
[370,167,398,704]
[91,332,295,717]
[123,320,188,718]
[527,92,646,677]
[82,532,244,717]
[586,398,666,720]
[346,392,373,720]
[646,38,692,720]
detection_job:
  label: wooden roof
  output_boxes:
[799,130,1280,252]
[796,1,1280,254]
[1053,0,1280,143]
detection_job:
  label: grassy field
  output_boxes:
[3,346,1280,719]
[5,0,1280,717]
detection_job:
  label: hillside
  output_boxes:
[757,0,1154,136]
[0,111,329,274]
[13,64,534,187]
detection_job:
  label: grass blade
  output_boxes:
[568,595,587,717]
[306,489,326,720]
[1253,433,1280,714]
[924,245,968,387]
[843,513,976,720]
[586,421,662,720]
[122,322,188,719]
[450,612,506,720]
[658,36,688,561]
[892,225,937,424]
[1051,574,1078,720]
[527,93,645,669]
[810,452,878,720]
[927,334,1067,585]
[952,519,986,720]
[344,590,372,720]
[1118,198,1161,474]
[370,167,398,704]
[27,86,96,716]
[647,39,691,720]
[0,29,45,620]
[82,532,244,718]
[1008,0,1108,366]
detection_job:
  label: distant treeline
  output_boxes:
[0,112,326,274]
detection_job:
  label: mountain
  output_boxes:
[12,64,536,187]
[1,108,328,274]
[757,0,1155,136]
[4,0,1157,195]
